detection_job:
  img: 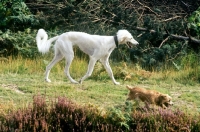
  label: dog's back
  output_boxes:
[127,86,159,103]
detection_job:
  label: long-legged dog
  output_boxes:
[36,29,138,85]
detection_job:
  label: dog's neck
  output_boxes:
[114,35,119,48]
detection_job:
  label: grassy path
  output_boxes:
[0,71,200,115]
[0,57,200,115]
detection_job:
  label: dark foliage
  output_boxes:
[0,0,39,31]
[0,0,200,69]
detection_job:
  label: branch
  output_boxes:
[134,27,156,33]
[26,3,64,9]
[134,26,200,44]
[160,16,182,22]
[159,36,170,48]
[170,34,200,44]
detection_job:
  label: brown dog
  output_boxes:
[126,85,173,109]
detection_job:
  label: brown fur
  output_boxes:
[126,85,173,109]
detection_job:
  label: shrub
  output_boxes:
[0,94,200,131]
[188,7,200,38]
[0,29,38,57]
[0,0,39,31]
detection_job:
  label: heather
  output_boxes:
[0,95,199,132]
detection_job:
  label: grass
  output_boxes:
[0,54,200,116]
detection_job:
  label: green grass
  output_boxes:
[0,55,200,116]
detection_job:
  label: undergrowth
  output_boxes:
[0,94,199,132]
[0,52,200,84]
[0,54,199,96]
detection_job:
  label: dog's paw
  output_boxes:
[45,78,51,83]
[114,82,120,85]
[78,79,83,84]
[71,80,79,84]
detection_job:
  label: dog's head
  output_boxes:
[159,94,173,108]
[126,85,136,100]
[117,30,139,48]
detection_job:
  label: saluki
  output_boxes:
[36,29,139,85]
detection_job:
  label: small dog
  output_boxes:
[126,85,173,109]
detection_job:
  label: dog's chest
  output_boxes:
[108,46,115,52]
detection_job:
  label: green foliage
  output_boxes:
[188,7,200,37]
[130,41,188,70]
[181,51,200,68]
[0,0,39,30]
[0,28,38,57]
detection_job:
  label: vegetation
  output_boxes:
[0,0,200,131]
[0,56,200,131]
[1,94,200,131]
[1,0,200,65]
[188,7,200,38]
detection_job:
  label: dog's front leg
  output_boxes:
[144,102,151,110]
[161,104,167,109]
[100,58,120,85]
[79,57,97,84]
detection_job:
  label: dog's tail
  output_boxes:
[36,29,59,54]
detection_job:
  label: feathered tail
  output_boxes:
[36,29,59,54]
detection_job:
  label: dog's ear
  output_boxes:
[126,85,132,90]
[160,94,167,98]
[157,95,167,106]
[166,94,172,98]
[119,36,127,43]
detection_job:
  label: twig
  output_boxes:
[134,27,156,33]
[137,33,144,37]
[160,16,182,22]
[164,26,170,35]
[136,0,160,16]
[167,51,182,61]
[167,41,188,61]
[138,8,145,20]
[105,9,117,17]
[142,47,155,52]
[159,36,170,48]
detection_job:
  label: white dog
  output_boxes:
[36,29,139,85]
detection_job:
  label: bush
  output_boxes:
[0,0,39,31]
[0,94,200,131]
[188,7,200,38]
[0,29,38,58]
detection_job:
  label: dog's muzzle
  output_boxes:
[164,101,173,107]
[126,40,139,49]
[126,42,133,49]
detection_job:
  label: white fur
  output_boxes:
[36,29,139,85]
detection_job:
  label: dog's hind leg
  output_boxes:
[45,48,63,82]
[62,41,78,84]
[79,56,97,84]
[64,54,79,84]
[100,57,120,85]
